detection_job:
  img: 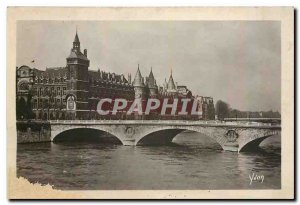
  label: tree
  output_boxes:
[16,97,27,120]
[215,100,230,120]
[26,94,35,119]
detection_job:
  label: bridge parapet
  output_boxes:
[48,120,281,129]
[47,120,281,152]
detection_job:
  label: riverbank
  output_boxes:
[17,121,51,143]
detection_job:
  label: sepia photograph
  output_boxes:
[7,7,294,199]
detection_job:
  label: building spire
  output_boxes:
[149,66,154,77]
[74,29,80,43]
[132,64,144,87]
[148,66,156,88]
[167,68,176,90]
[73,28,80,52]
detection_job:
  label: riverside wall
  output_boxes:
[17,121,51,143]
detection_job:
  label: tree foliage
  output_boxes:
[215,100,230,120]
[16,95,34,120]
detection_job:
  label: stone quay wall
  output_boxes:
[17,121,51,143]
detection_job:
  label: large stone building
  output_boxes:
[16,31,215,120]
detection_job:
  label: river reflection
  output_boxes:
[17,132,281,190]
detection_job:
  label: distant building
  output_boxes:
[16,31,215,120]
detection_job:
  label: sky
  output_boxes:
[17,21,281,112]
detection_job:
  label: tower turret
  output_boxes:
[66,30,90,119]
[72,31,80,53]
[132,64,145,99]
[167,69,176,91]
[166,69,178,97]
[148,67,158,97]
[132,64,146,120]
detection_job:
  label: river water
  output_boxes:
[17,132,281,190]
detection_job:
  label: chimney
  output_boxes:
[84,49,87,57]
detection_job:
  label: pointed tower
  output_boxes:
[132,64,145,99]
[66,30,90,119]
[148,67,158,97]
[167,69,176,91]
[132,64,146,120]
[73,30,80,53]
[166,69,178,97]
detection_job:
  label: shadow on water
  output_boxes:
[240,134,281,157]
[172,131,224,151]
[17,131,281,190]
[53,128,122,144]
[241,146,281,156]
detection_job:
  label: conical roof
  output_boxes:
[149,68,154,80]
[167,71,176,90]
[132,65,144,87]
[74,31,80,43]
[148,67,156,88]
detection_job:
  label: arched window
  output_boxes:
[44,87,48,96]
[18,81,29,91]
[33,88,37,96]
[33,99,37,109]
[39,99,43,108]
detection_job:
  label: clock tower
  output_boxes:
[66,31,90,119]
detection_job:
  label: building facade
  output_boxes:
[16,31,215,120]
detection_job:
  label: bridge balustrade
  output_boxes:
[45,119,280,129]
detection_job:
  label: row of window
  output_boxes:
[89,83,134,90]
[89,91,134,98]
[35,77,67,84]
[32,98,66,109]
[89,81,131,86]
[32,87,67,97]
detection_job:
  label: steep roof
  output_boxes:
[74,31,80,43]
[132,65,144,87]
[67,50,89,61]
[147,67,156,88]
[88,70,129,84]
[45,67,68,77]
[67,31,89,61]
[167,72,176,90]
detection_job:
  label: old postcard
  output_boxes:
[7,7,294,199]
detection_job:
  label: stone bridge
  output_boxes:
[49,120,281,152]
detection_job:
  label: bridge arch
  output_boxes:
[51,127,123,145]
[135,126,226,150]
[238,131,279,152]
[239,135,271,152]
[136,128,185,145]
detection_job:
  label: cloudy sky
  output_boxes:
[17,21,281,112]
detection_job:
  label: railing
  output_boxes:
[42,119,281,129]
[224,118,281,122]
